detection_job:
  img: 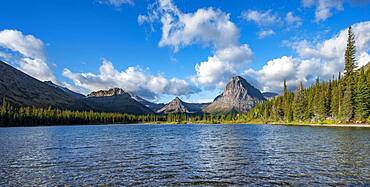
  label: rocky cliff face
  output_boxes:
[157,97,209,114]
[204,76,265,113]
[88,88,126,97]
[84,88,154,114]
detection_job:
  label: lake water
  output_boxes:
[0,124,369,186]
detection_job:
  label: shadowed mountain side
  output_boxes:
[0,61,90,110]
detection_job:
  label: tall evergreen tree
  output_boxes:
[341,26,357,122]
[293,81,307,121]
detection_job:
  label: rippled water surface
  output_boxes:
[0,124,369,186]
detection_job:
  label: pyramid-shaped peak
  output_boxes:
[231,76,244,81]
[173,96,182,102]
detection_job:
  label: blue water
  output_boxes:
[0,124,369,186]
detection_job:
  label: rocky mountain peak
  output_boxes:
[87,88,127,97]
[204,76,265,113]
[218,76,264,102]
[157,97,188,113]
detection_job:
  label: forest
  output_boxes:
[245,27,370,124]
[1,27,369,126]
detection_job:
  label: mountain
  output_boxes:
[157,97,209,114]
[0,61,89,110]
[262,92,279,100]
[129,93,165,112]
[44,81,85,99]
[84,88,154,115]
[204,76,265,114]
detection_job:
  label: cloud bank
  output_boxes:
[63,59,200,100]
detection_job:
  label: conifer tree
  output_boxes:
[341,26,357,122]
[293,81,307,121]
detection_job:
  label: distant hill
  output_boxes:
[204,76,265,114]
[262,92,279,100]
[157,97,209,114]
[0,61,89,110]
[85,88,154,115]
[129,93,165,112]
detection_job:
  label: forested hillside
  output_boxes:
[245,27,370,124]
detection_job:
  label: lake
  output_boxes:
[0,124,369,186]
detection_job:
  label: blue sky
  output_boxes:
[0,0,369,103]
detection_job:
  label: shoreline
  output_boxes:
[1,122,370,128]
[268,123,370,128]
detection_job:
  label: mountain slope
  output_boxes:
[204,76,265,114]
[84,88,154,114]
[129,93,165,112]
[0,61,89,110]
[44,81,85,99]
[157,97,209,114]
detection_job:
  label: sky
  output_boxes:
[0,0,369,103]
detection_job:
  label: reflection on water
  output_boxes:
[0,124,369,186]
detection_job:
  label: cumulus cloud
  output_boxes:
[139,0,239,51]
[258,29,275,39]
[246,21,370,93]
[241,10,280,26]
[139,0,252,89]
[63,59,200,100]
[0,29,56,82]
[302,0,343,22]
[192,44,253,88]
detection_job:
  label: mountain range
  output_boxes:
[0,61,277,114]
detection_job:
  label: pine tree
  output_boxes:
[341,26,357,122]
[293,81,307,121]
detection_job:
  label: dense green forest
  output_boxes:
[1,27,369,126]
[245,27,370,124]
[0,97,244,126]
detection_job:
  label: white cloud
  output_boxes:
[302,0,343,22]
[140,0,252,89]
[63,59,200,100]
[192,44,253,88]
[291,21,370,66]
[139,0,239,51]
[246,56,299,92]
[98,0,134,7]
[0,29,56,82]
[247,21,370,93]
[285,12,302,26]
[241,10,280,26]
[258,29,275,39]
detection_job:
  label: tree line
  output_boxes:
[0,99,244,126]
[245,27,370,124]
